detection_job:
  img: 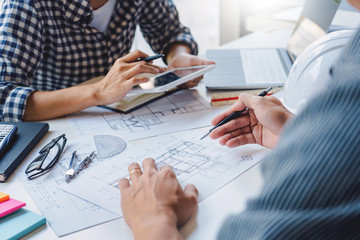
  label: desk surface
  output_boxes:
[1,28,292,240]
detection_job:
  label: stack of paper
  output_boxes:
[0,192,46,240]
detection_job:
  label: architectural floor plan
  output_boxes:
[67,90,226,140]
[58,128,270,216]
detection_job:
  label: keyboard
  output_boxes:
[240,49,288,84]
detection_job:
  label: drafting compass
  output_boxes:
[65,151,96,182]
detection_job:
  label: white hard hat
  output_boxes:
[283,30,356,114]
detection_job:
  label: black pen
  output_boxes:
[134,54,164,62]
[200,87,273,140]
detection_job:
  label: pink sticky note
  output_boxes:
[0,198,26,218]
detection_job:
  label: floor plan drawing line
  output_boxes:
[105,113,164,132]
[58,129,271,216]
[152,140,230,182]
[67,90,226,141]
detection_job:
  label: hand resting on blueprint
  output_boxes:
[209,93,294,149]
[119,158,198,240]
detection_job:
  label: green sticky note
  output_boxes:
[0,208,46,240]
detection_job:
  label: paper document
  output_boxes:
[58,128,270,216]
[17,134,129,236]
[67,90,226,140]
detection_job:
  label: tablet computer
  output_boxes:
[129,64,215,94]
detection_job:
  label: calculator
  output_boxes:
[0,124,18,156]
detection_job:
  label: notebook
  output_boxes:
[205,0,340,90]
[101,89,180,113]
[0,208,46,240]
[0,122,49,182]
[0,198,26,218]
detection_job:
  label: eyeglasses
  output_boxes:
[25,134,67,180]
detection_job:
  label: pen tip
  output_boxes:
[200,132,210,140]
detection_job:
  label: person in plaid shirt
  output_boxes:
[0,0,213,121]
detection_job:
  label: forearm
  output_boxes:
[23,84,98,121]
[23,51,164,121]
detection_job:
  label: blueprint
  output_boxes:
[67,90,226,140]
[58,128,270,216]
[16,134,129,236]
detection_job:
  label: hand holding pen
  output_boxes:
[201,87,272,140]
[203,87,294,149]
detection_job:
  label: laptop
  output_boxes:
[205,0,340,90]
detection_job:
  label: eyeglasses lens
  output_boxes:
[26,138,65,179]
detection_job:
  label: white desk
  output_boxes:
[1,28,292,240]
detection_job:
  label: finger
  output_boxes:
[211,108,237,126]
[117,61,165,72]
[210,93,259,126]
[180,78,201,88]
[146,63,165,72]
[124,64,161,79]
[121,50,148,63]
[190,56,216,66]
[236,93,261,111]
[142,158,158,172]
[186,76,203,86]
[186,76,203,83]
[179,80,196,88]
[128,162,142,182]
[193,76,203,82]
[217,127,247,146]
[126,77,150,88]
[177,184,198,227]
[209,114,251,139]
[202,59,216,65]
[184,184,199,201]
[160,165,174,172]
[218,127,255,147]
[134,62,165,72]
[225,131,257,148]
[160,165,176,178]
[119,178,130,193]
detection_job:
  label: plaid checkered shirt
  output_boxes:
[0,0,198,121]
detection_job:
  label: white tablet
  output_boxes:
[129,64,215,94]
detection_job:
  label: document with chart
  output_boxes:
[58,128,270,216]
[67,90,226,140]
